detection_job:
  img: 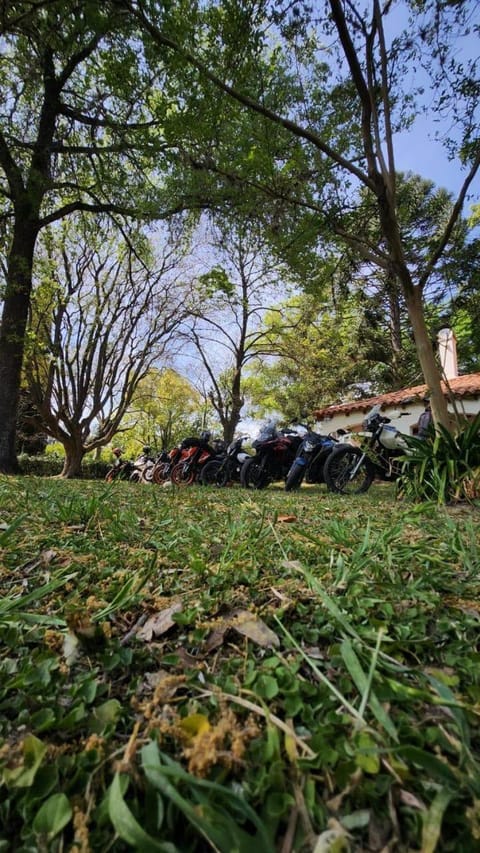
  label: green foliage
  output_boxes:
[398,415,480,503]
[1,477,480,849]
[17,453,109,479]
[120,368,203,452]
[246,292,394,420]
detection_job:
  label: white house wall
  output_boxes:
[315,398,480,437]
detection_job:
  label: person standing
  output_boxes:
[417,397,433,439]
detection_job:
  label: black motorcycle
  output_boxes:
[323,405,410,495]
[199,436,252,486]
[285,425,338,491]
[240,423,303,489]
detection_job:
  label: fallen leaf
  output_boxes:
[179,713,210,741]
[399,789,426,811]
[204,625,228,652]
[230,608,280,648]
[137,601,183,641]
[313,828,350,853]
[277,514,298,523]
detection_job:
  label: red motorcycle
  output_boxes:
[170,433,225,486]
[240,423,303,489]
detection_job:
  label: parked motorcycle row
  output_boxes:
[105,406,413,495]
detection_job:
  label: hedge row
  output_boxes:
[17,455,110,479]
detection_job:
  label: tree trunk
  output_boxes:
[60,440,86,478]
[403,285,450,430]
[386,274,403,385]
[0,223,37,473]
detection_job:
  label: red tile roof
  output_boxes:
[313,373,480,420]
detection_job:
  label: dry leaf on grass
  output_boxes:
[137,601,183,641]
[204,608,280,651]
[230,608,280,648]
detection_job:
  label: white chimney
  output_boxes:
[437,328,458,380]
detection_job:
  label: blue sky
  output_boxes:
[388,2,479,211]
[394,119,479,209]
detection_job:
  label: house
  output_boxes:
[312,330,480,436]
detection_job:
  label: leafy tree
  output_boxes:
[119,367,203,453]
[128,0,480,432]
[246,292,394,420]
[326,173,478,389]
[24,218,186,477]
[0,0,211,473]
[179,221,295,442]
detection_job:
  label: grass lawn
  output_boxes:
[1,475,480,851]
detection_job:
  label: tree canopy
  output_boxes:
[1,0,479,468]
[125,0,480,430]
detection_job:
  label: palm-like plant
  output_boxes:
[398,414,480,504]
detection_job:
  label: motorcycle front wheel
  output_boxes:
[324,446,374,494]
[240,457,269,489]
[285,460,306,491]
[152,462,171,484]
[171,461,196,486]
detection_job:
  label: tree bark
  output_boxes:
[0,222,37,472]
[60,439,86,478]
[403,284,450,429]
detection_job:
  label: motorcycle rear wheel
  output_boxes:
[324,445,374,494]
[240,457,269,489]
[199,459,223,486]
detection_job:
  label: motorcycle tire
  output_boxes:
[216,463,234,487]
[199,459,223,486]
[285,461,306,491]
[171,461,196,486]
[240,457,269,490]
[324,445,374,495]
[140,466,154,483]
[152,462,171,484]
[129,469,142,483]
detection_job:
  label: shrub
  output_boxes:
[17,454,110,479]
[398,413,480,503]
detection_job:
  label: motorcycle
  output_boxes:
[105,448,135,482]
[199,435,252,486]
[284,424,338,492]
[152,449,177,484]
[240,422,304,489]
[323,405,411,495]
[127,446,156,483]
[170,433,226,486]
[105,446,154,483]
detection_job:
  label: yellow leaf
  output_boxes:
[179,714,210,741]
[284,732,298,763]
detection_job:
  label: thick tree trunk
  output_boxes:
[60,440,85,478]
[403,285,450,430]
[0,224,37,473]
